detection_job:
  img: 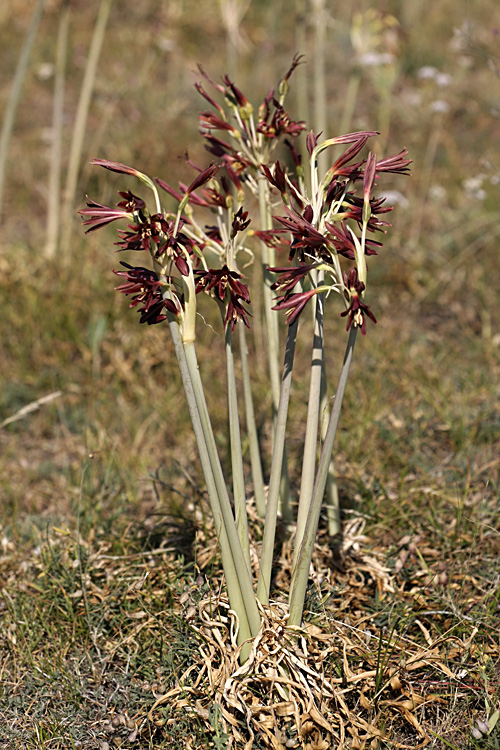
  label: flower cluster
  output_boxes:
[260,131,411,334]
[195,265,251,331]
[113,262,180,325]
[80,61,410,340]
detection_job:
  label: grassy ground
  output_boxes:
[1,1,499,748]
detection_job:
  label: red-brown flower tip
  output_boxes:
[185,162,220,194]
[231,207,251,237]
[79,198,133,233]
[223,74,250,109]
[280,53,305,85]
[256,100,305,139]
[272,287,319,326]
[363,152,378,203]
[376,149,412,175]
[340,267,377,335]
[90,159,143,177]
[261,162,288,195]
[306,130,320,156]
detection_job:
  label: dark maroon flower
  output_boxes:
[279,53,305,86]
[325,221,381,259]
[306,130,320,156]
[116,190,146,213]
[79,198,134,233]
[196,65,226,95]
[326,132,376,180]
[195,265,251,330]
[185,162,220,194]
[113,262,170,325]
[257,100,305,139]
[261,161,288,195]
[340,267,377,336]
[231,207,251,237]
[114,213,171,253]
[284,138,302,169]
[194,81,224,114]
[251,229,289,252]
[337,194,393,232]
[226,295,252,331]
[363,152,378,203]
[223,74,251,111]
[90,158,146,178]
[269,263,318,295]
[274,205,326,260]
[376,149,412,175]
[199,110,236,134]
[272,287,319,326]
[156,177,210,207]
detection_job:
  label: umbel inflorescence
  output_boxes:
[80,57,410,341]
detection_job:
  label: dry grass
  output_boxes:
[1,1,500,748]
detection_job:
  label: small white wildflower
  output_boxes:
[359,51,394,67]
[429,184,447,201]
[381,190,409,208]
[156,37,175,52]
[37,62,54,80]
[430,99,450,114]
[436,72,452,87]
[463,175,484,191]
[463,175,487,199]
[417,65,438,80]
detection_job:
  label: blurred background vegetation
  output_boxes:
[1,0,498,525]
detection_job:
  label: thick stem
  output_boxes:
[257,321,298,605]
[320,366,341,537]
[166,317,255,656]
[257,176,292,521]
[288,326,357,627]
[257,177,281,407]
[225,325,251,569]
[183,340,261,640]
[294,288,324,563]
[239,326,266,517]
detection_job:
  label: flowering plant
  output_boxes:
[80,57,410,661]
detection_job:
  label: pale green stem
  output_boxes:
[239,326,266,518]
[60,0,113,255]
[0,0,45,219]
[320,367,341,536]
[257,321,298,605]
[257,176,292,522]
[166,316,256,659]
[257,177,281,406]
[288,326,357,627]
[225,325,251,570]
[183,340,261,639]
[293,287,324,564]
[44,0,70,258]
